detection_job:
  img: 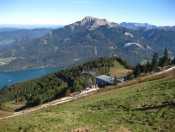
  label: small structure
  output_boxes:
[117,78,124,83]
[81,71,96,77]
[96,75,114,87]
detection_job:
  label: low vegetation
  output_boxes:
[109,61,131,78]
[0,76,175,131]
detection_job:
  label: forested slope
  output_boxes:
[0,57,131,107]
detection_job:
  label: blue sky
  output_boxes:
[0,0,175,26]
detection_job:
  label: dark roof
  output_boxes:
[96,75,114,84]
[81,71,96,76]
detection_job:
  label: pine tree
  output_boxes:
[146,61,151,73]
[162,48,169,66]
[151,52,158,71]
[91,77,96,85]
[133,65,141,77]
[140,64,147,73]
[173,58,175,65]
[73,80,81,92]
[159,57,163,67]
[65,89,71,96]
[84,77,92,88]
[114,76,118,86]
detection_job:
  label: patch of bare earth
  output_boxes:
[0,110,12,118]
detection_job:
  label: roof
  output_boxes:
[81,71,96,76]
[96,75,114,84]
[117,78,124,83]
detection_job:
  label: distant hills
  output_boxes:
[119,22,157,30]
[0,28,53,49]
[0,28,53,41]
[0,16,175,71]
[119,22,175,31]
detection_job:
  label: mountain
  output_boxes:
[0,28,53,50]
[0,28,53,42]
[159,26,175,32]
[119,22,175,31]
[69,16,118,30]
[0,28,22,32]
[119,22,157,29]
[0,16,175,71]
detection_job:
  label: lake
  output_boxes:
[0,67,62,88]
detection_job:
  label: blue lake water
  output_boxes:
[0,67,62,88]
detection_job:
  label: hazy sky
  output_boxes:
[1,0,175,26]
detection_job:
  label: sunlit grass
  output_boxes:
[0,77,175,131]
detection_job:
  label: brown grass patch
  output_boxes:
[110,69,132,78]
[0,110,12,118]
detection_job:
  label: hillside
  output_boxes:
[0,28,53,41]
[0,16,175,71]
[0,28,53,49]
[119,22,175,31]
[0,74,175,131]
[0,57,131,108]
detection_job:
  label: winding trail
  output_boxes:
[0,87,99,120]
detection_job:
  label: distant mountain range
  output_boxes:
[0,28,53,40]
[0,28,53,49]
[0,16,175,71]
[119,22,175,31]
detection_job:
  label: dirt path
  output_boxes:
[140,66,175,80]
[0,87,99,120]
[1,66,175,120]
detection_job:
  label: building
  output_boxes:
[117,78,124,83]
[96,75,114,87]
[81,71,96,77]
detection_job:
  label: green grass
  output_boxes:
[109,61,131,77]
[111,60,125,70]
[2,100,27,112]
[0,77,175,131]
[90,60,128,76]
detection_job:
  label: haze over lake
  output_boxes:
[0,67,61,88]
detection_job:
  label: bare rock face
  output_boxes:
[68,16,118,31]
[81,16,118,30]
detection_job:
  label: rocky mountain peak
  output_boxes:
[82,16,97,21]
[68,16,118,31]
[81,16,118,29]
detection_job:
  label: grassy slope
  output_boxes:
[0,58,130,113]
[109,61,131,78]
[0,77,175,132]
[3,100,27,112]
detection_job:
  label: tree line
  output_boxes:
[0,57,131,107]
[133,49,175,77]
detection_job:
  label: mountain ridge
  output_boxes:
[119,22,175,31]
[0,16,175,71]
